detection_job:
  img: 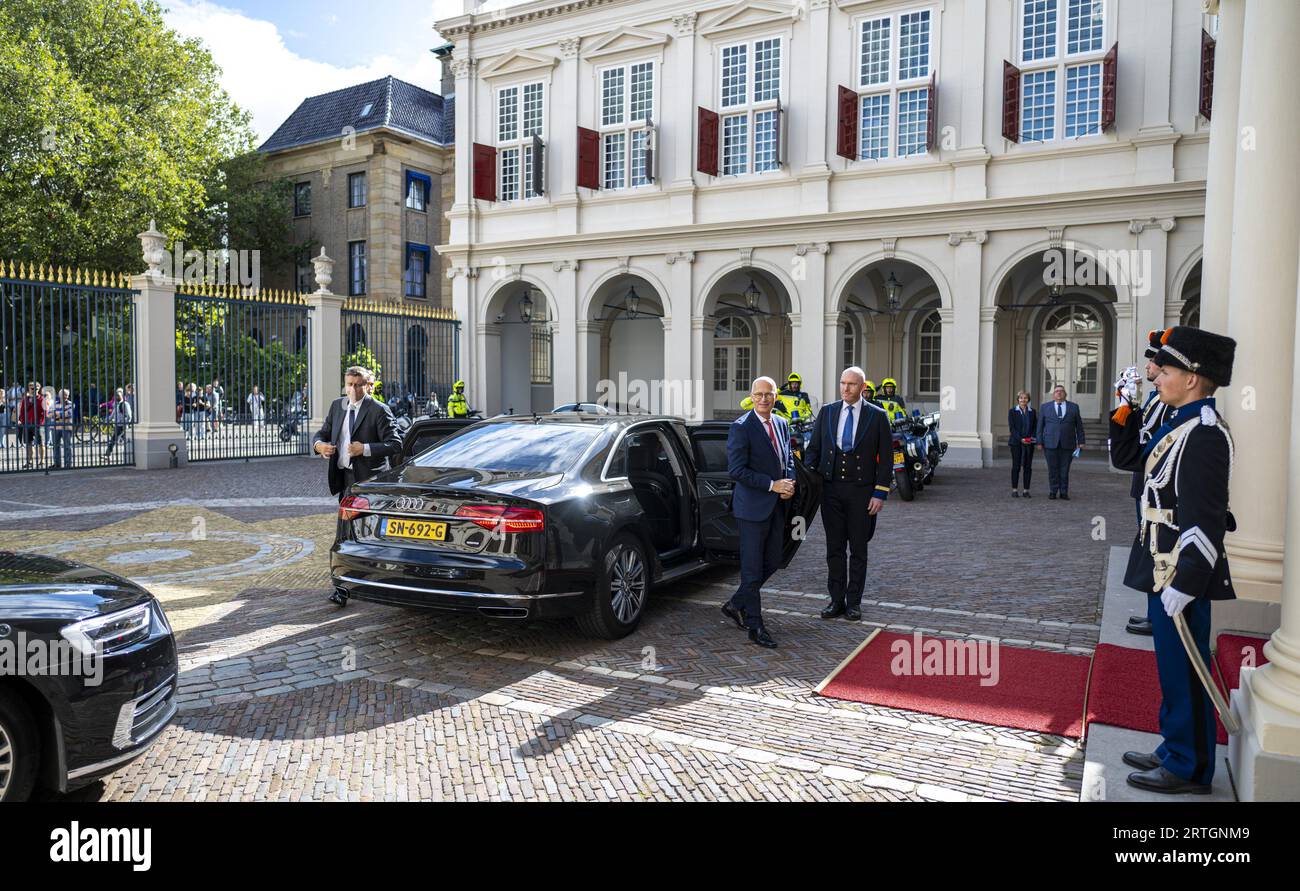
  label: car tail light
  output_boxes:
[339,495,370,521]
[454,504,545,533]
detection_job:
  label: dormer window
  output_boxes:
[360,102,374,117]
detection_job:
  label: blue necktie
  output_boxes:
[841,404,854,451]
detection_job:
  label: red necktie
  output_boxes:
[765,417,781,457]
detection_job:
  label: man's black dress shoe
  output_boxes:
[748,625,777,648]
[1122,751,1161,771]
[721,601,746,630]
[1022,490,1032,498]
[329,590,348,606]
[820,601,846,619]
[1061,493,1070,501]
[1048,492,1057,500]
[1012,490,1019,498]
[1126,765,1212,795]
[1126,617,1153,636]
[845,607,862,621]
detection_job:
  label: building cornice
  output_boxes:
[438,0,628,41]
[437,180,1208,261]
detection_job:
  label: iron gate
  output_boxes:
[0,262,138,474]
[175,283,313,461]
[340,299,459,418]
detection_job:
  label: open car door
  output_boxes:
[686,422,821,567]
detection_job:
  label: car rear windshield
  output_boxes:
[413,422,604,473]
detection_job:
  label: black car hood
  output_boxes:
[362,464,567,500]
[0,552,153,621]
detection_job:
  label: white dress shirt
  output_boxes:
[336,398,372,469]
[836,399,862,449]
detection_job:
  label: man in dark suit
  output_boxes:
[721,376,794,648]
[802,367,893,621]
[312,366,402,604]
[1037,385,1085,499]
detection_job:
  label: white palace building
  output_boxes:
[437,0,1300,800]
[438,0,1217,465]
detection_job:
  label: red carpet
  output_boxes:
[1085,644,1230,745]
[1214,633,1270,695]
[815,630,1091,737]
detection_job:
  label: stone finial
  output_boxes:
[312,246,334,295]
[139,219,167,279]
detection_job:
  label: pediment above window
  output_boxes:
[584,26,672,61]
[478,49,559,80]
[699,1,801,38]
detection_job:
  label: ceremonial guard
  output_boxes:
[1108,330,1172,636]
[1109,326,1237,794]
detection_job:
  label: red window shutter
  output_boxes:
[577,127,600,190]
[1001,61,1021,143]
[472,143,496,202]
[1200,30,1216,121]
[836,86,859,160]
[697,107,719,176]
[925,73,938,152]
[1101,42,1118,132]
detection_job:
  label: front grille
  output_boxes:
[112,674,177,750]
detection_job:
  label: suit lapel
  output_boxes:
[852,401,870,450]
[829,402,842,451]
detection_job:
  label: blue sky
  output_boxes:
[159,0,507,143]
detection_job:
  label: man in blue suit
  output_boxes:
[722,376,794,648]
[1036,385,1085,499]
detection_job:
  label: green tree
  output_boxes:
[0,0,280,270]
[342,346,385,402]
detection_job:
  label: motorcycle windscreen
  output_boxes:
[781,457,822,568]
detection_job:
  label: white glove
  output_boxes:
[1161,587,1195,617]
[1113,366,1141,405]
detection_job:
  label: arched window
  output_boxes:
[713,316,752,340]
[916,310,941,395]
[841,320,856,369]
[345,322,366,354]
[1044,304,1102,332]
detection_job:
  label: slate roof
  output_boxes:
[259,76,452,153]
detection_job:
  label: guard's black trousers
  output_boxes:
[821,481,878,608]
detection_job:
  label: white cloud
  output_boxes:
[163,0,441,145]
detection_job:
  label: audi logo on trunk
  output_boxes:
[390,496,428,512]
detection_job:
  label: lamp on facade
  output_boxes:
[625,284,641,318]
[519,288,534,323]
[884,271,903,311]
[1048,281,1064,303]
[744,278,762,313]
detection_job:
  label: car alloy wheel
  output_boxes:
[609,544,647,624]
[0,720,12,800]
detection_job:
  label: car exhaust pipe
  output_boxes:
[478,606,529,619]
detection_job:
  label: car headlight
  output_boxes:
[61,604,153,657]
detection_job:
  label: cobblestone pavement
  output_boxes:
[2,455,1136,801]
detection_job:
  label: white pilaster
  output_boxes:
[552,260,579,405]
[1132,0,1178,184]
[1200,0,1245,334]
[669,13,699,224]
[1222,0,1300,606]
[943,232,986,465]
[1128,218,1175,369]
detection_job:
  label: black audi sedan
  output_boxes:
[0,552,178,801]
[331,413,821,638]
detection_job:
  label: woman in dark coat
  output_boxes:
[1008,390,1037,497]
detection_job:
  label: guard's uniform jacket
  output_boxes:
[1109,396,1236,602]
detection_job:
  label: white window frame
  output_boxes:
[717,35,785,177]
[1016,0,1111,144]
[916,309,942,396]
[852,6,937,163]
[495,80,546,202]
[597,60,657,191]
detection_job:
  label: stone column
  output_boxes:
[1129,219,1175,367]
[669,13,699,224]
[942,231,986,466]
[479,322,502,416]
[552,260,579,405]
[823,311,841,412]
[800,0,832,213]
[554,38,581,234]
[692,316,712,419]
[303,248,344,436]
[1132,0,1178,184]
[448,263,476,397]
[1229,232,1300,801]
[448,56,477,247]
[664,252,697,419]
[1221,0,1300,605]
[576,321,602,407]
[952,0,989,202]
[1200,0,1245,334]
[131,222,186,469]
[792,243,830,405]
